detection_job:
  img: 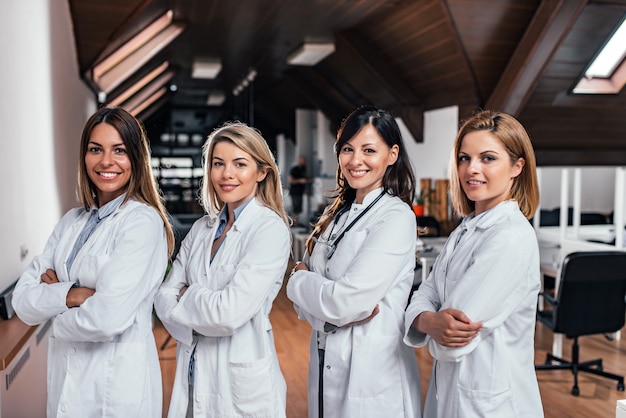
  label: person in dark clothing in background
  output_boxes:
[288,155,309,226]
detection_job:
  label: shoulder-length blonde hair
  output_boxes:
[449,110,539,219]
[77,106,175,257]
[199,122,289,227]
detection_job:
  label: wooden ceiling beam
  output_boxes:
[284,68,353,128]
[335,31,425,141]
[486,0,588,116]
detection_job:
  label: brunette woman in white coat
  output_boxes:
[154,123,291,418]
[287,106,421,418]
[12,107,175,417]
[404,110,544,417]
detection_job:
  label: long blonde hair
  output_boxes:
[449,110,539,218]
[77,107,175,257]
[199,122,289,226]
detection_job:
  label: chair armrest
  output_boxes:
[538,291,557,307]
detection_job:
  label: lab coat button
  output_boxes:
[70,348,76,355]
[326,365,331,369]
[61,404,67,412]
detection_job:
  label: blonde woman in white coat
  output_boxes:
[287,107,421,418]
[404,110,544,417]
[12,107,175,418]
[154,123,291,418]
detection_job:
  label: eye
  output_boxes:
[212,160,224,167]
[114,147,127,155]
[235,162,247,168]
[364,148,376,154]
[457,155,469,162]
[341,145,353,153]
[88,146,102,153]
[482,155,496,162]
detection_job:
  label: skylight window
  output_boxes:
[573,16,626,94]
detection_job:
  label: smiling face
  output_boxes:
[210,141,267,210]
[457,130,524,215]
[338,124,399,203]
[84,123,132,206]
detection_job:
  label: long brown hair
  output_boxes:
[306,106,415,254]
[77,107,175,257]
[449,110,539,218]
[199,122,289,227]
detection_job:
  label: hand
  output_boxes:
[66,286,96,308]
[290,261,309,276]
[178,285,189,301]
[346,305,380,326]
[414,308,482,347]
[40,269,60,284]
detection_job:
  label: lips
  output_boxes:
[220,184,238,191]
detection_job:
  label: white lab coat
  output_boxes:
[12,199,168,418]
[404,200,544,418]
[154,198,290,418]
[287,189,422,418]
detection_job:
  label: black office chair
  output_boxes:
[416,215,441,237]
[535,251,626,396]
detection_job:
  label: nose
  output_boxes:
[348,150,363,165]
[468,157,480,173]
[222,163,234,178]
[100,150,114,166]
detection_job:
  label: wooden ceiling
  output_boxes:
[68,0,626,165]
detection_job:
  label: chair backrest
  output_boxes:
[552,251,626,337]
[416,216,441,237]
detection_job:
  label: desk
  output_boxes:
[0,316,50,417]
[415,237,448,284]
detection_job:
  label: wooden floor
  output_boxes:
[154,269,626,418]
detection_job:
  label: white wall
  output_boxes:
[399,106,459,192]
[538,167,617,213]
[0,0,94,293]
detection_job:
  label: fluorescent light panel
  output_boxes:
[94,11,173,80]
[130,87,168,117]
[192,59,222,79]
[121,71,174,111]
[206,91,226,106]
[287,42,335,66]
[93,10,184,94]
[108,61,170,107]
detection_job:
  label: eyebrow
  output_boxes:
[88,140,125,147]
[212,156,250,162]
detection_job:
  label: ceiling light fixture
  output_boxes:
[206,91,226,106]
[122,71,173,112]
[287,42,335,66]
[108,61,171,107]
[129,87,168,117]
[91,10,185,94]
[192,59,222,79]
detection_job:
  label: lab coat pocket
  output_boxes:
[348,335,402,400]
[230,354,275,416]
[457,384,515,417]
[209,264,237,290]
[107,341,150,407]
